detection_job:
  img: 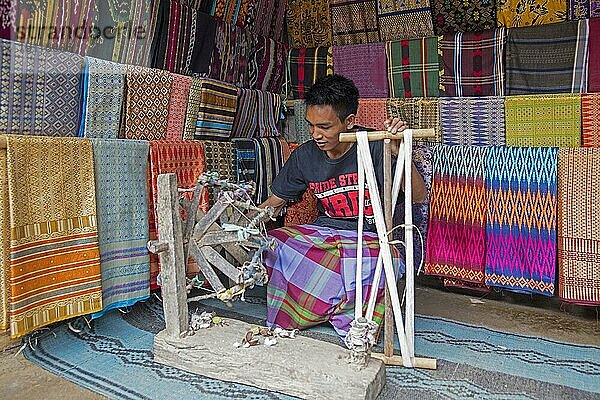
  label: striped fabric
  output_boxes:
[6,136,102,338]
[248,34,287,92]
[582,93,600,147]
[425,145,488,288]
[90,139,150,319]
[333,43,388,98]
[386,37,439,98]
[80,57,125,139]
[568,0,600,18]
[285,0,332,48]
[201,140,237,206]
[430,0,497,34]
[505,20,588,94]
[246,0,287,42]
[231,89,281,138]
[148,141,209,289]
[386,98,441,144]
[291,100,312,143]
[209,20,249,87]
[265,225,402,337]
[440,97,505,146]
[166,74,193,140]
[289,47,333,99]
[497,0,567,28]
[234,139,257,184]
[254,137,290,204]
[194,79,238,140]
[330,0,380,45]
[439,28,506,97]
[0,150,8,331]
[211,0,248,26]
[377,0,434,41]
[589,18,600,93]
[557,148,600,305]
[485,146,558,296]
[0,39,83,136]
[505,94,581,147]
[355,99,388,130]
[125,66,172,140]
[189,11,217,75]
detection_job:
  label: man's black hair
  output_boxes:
[304,74,359,122]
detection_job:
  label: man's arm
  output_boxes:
[258,194,288,218]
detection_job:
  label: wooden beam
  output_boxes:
[371,353,437,370]
[339,129,435,143]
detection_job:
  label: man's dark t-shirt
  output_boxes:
[271,139,399,232]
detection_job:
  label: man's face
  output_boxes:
[306,104,354,155]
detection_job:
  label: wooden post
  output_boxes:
[383,139,394,358]
[156,173,189,338]
[404,132,415,357]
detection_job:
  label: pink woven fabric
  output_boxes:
[166,74,193,140]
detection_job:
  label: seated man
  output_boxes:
[260,74,427,338]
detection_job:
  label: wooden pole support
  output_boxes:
[156,173,189,339]
[339,129,435,142]
[371,353,437,370]
[147,240,169,254]
[383,140,394,358]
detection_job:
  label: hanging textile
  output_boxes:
[150,0,196,75]
[439,28,506,97]
[166,74,193,140]
[485,146,558,296]
[210,0,249,27]
[231,89,281,138]
[377,0,434,41]
[557,148,600,305]
[0,40,83,137]
[289,47,333,99]
[0,150,8,331]
[439,97,505,146]
[79,57,125,139]
[568,0,600,18]
[333,43,388,98]
[201,140,237,206]
[246,0,286,42]
[248,34,287,92]
[209,19,249,87]
[355,99,387,130]
[265,225,401,338]
[506,20,588,94]
[497,0,566,27]
[291,100,312,143]
[183,77,203,140]
[193,79,238,141]
[582,93,600,147]
[589,18,600,93]
[148,140,209,289]
[90,139,150,319]
[429,0,496,34]
[188,11,217,76]
[505,94,581,147]
[87,0,157,66]
[234,139,257,184]
[124,66,172,140]
[285,0,332,48]
[330,0,380,46]
[0,1,12,40]
[5,136,102,338]
[254,137,290,204]
[386,37,439,98]
[282,107,299,144]
[425,145,488,288]
[386,98,441,144]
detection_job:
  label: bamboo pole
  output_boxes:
[383,140,394,358]
[339,128,435,143]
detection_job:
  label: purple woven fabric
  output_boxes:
[333,43,388,97]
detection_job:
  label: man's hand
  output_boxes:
[383,117,407,156]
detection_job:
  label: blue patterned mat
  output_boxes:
[23,295,599,400]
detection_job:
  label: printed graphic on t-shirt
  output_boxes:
[308,172,375,224]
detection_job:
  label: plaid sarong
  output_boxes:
[430,0,497,35]
[265,224,403,338]
[386,98,441,145]
[497,0,567,28]
[505,94,581,147]
[425,145,488,288]
[440,97,505,146]
[557,148,600,306]
[505,20,588,94]
[333,43,388,98]
[90,139,150,319]
[194,79,238,140]
[439,28,506,97]
[166,74,193,140]
[582,93,600,147]
[568,0,600,18]
[355,99,388,130]
[231,89,281,138]
[80,57,125,139]
[285,0,332,48]
[0,39,83,137]
[386,37,439,98]
[485,147,558,296]
[589,18,600,93]
[330,0,380,46]
[377,0,434,41]
[289,47,333,99]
